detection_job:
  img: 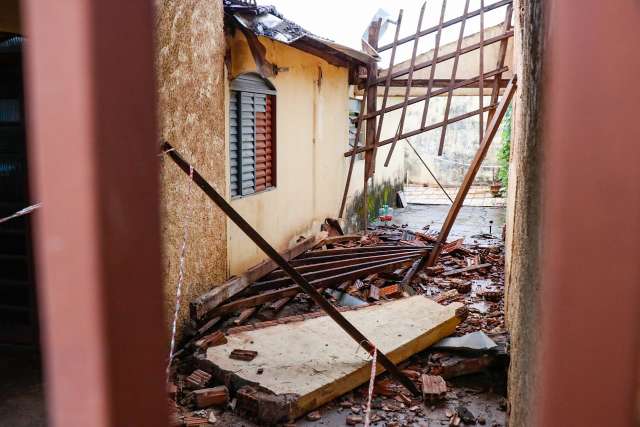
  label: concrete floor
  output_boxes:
[389,204,506,242]
[0,346,46,427]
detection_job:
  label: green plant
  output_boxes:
[496,104,512,192]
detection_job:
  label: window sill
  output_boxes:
[230,186,277,200]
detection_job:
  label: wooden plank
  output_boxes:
[267,250,428,279]
[438,0,471,156]
[233,307,257,325]
[301,245,423,258]
[363,19,381,183]
[373,9,404,171]
[377,0,512,51]
[384,2,428,167]
[207,256,422,318]
[427,76,516,267]
[373,31,513,87]
[313,234,363,248]
[442,263,491,276]
[289,248,424,266]
[420,0,448,130]
[204,296,464,423]
[381,78,510,88]
[487,4,513,125]
[479,0,485,144]
[354,104,498,156]
[357,66,508,124]
[250,252,425,292]
[190,235,318,320]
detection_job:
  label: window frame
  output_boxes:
[229,73,277,199]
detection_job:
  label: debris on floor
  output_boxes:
[168,220,508,426]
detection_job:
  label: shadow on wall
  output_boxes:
[344,178,404,232]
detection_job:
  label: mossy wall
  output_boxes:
[344,178,404,232]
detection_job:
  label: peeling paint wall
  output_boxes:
[226,32,351,275]
[156,0,227,341]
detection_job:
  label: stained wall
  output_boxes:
[226,33,352,275]
[156,0,228,340]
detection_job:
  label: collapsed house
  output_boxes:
[5,0,636,426]
[157,0,517,425]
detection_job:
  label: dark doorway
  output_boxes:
[0,33,39,346]
[0,33,46,427]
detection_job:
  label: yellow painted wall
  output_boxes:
[226,33,351,275]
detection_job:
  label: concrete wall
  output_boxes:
[397,95,503,187]
[156,0,228,340]
[503,0,544,425]
[226,33,354,275]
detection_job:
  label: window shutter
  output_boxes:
[229,73,276,198]
[239,92,256,195]
[229,91,239,197]
[254,94,274,192]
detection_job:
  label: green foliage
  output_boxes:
[496,104,512,192]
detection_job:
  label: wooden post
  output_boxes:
[363,19,381,231]
[21,0,167,425]
[427,77,516,267]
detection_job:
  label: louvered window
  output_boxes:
[230,73,276,198]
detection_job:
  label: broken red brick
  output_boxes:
[425,265,445,276]
[193,385,228,408]
[421,374,447,402]
[379,284,402,299]
[185,369,211,389]
[226,324,256,335]
[182,415,209,426]
[252,320,279,329]
[229,349,258,361]
[432,289,459,304]
[441,238,464,255]
[374,379,398,397]
[194,330,227,350]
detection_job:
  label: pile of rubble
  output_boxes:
[168,221,508,426]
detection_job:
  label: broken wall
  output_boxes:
[156,0,228,341]
[503,0,544,425]
[226,32,352,274]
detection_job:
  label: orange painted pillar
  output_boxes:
[20,1,167,426]
[538,1,640,425]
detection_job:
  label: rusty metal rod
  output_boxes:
[161,141,421,396]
